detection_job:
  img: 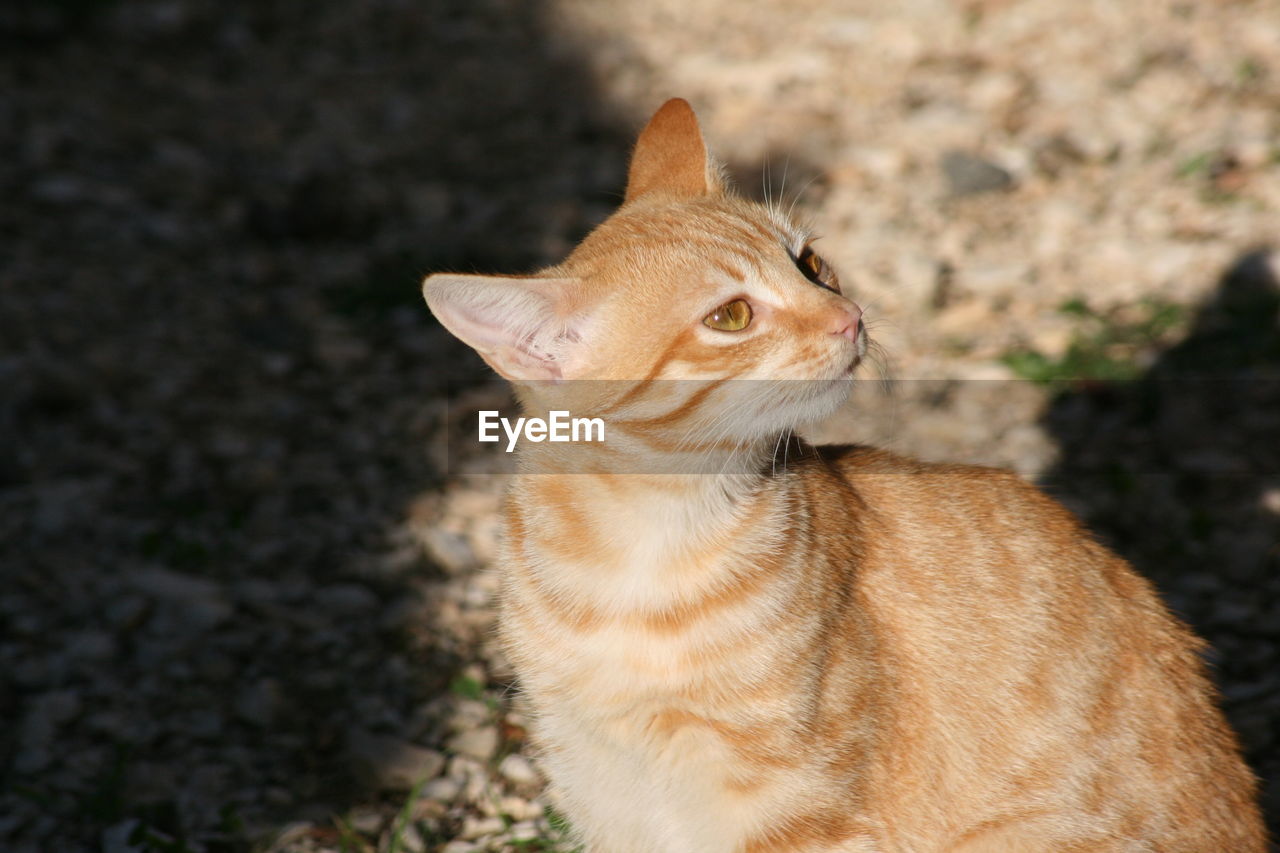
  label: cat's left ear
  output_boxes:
[423,274,589,382]
[624,98,724,203]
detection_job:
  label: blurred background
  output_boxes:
[1,0,1277,850]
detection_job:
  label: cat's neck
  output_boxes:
[504,434,812,634]
[508,380,815,477]
[509,432,806,569]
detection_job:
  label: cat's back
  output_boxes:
[800,444,1265,849]
[813,443,1145,588]
[798,443,1177,690]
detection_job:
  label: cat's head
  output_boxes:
[424,98,867,451]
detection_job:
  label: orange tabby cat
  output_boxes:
[423,99,1264,852]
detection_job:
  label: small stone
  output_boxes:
[393,822,427,853]
[460,815,505,840]
[422,528,477,574]
[412,798,447,821]
[447,754,483,781]
[456,761,489,805]
[419,776,461,803]
[269,823,315,848]
[440,842,477,853]
[508,820,540,841]
[348,732,446,791]
[346,806,384,835]
[941,150,1014,196]
[498,796,543,822]
[1260,488,1280,516]
[447,725,499,762]
[497,753,539,787]
[448,699,491,731]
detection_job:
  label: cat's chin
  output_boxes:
[777,375,856,435]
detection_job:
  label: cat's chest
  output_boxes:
[500,530,803,679]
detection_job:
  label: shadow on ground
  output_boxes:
[1039,249,1280,836]
[0,0,635,849]
[0,2,824,849]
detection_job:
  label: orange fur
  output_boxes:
[423,100,1264,852]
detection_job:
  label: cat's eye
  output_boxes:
[795,245,841,294]
[703,299,753,332]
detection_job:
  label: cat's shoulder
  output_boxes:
[809,442,1023,484]
[805,443,1077,524]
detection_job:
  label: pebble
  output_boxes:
[940,150,1015,196]
[449,698,491,730]
[498,753,539,787]
[1260,488,1280,516]
[498,796,543,822]
[460,815,505,840]
[347,732,445,791]
[421,528,478,574]
[419,776,461,803]
[346,806,383,835]
[447,725,500,762]
[440,842,478,853]
[395,823,427,853]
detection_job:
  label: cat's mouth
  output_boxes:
[831,347,864,382]
[840,320,869,377]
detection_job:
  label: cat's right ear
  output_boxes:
[422,273,587,382]
[624,98,720,203]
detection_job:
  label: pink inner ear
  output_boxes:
[624,98,710,203]
[423,274,583,382]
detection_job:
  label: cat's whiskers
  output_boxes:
[770,425,798,477]
[667,381,768,452]
[785,174,822,224]
[686,382,792,458]
[777,153,791,219]
[761,156,768,207]
[771,428,787,478]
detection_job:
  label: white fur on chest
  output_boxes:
[500,477,833,851]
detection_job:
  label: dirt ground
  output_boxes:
[2,0,1278,850]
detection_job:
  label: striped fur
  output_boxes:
[423,99,1264,851]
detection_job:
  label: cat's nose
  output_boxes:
[830,303,863,344]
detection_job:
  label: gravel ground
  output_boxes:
[2,1,1278,850]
